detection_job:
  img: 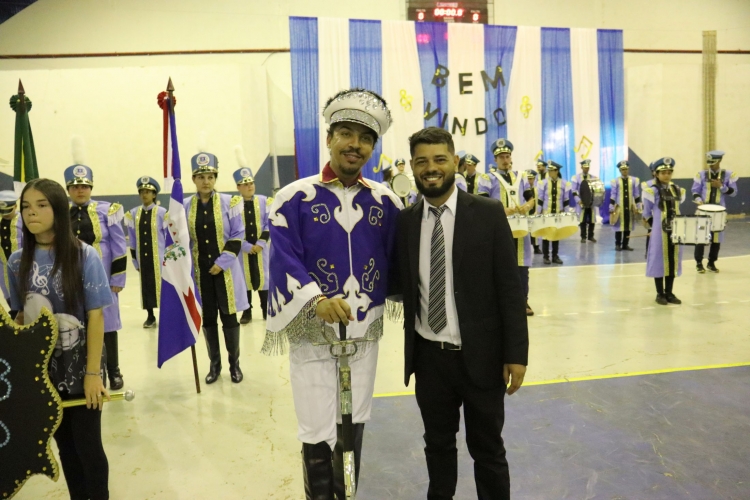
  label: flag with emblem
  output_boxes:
[11,80,39,191]
[157,79,202,368]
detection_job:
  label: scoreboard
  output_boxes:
[407,1,490,24]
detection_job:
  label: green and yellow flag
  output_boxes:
[10,80,39,188]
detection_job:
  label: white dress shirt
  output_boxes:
[416,187,462,345]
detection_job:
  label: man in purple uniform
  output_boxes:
[264,88,400,499]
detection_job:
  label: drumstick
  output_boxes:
[61,389,135,408]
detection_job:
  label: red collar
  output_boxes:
[320,163,371,189]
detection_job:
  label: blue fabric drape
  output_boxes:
[483,25,517,162]
[541,28,575,180]
[597,29,625,186]
[350,19,383,182]
[290,17,319,179]
[415,22,449,129]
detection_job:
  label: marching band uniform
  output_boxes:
[536,157,547,181]
[125,177,167,328]
[66,164,128,390]
[454,171,468,192]
[692,150,738,273]
[264,89,400,498]
[571,159,599,243]
[642,157,685,305]
[525,171,543,254]
[233,167,271,324]
[486,140,535,315]
[383,161,418,206]
[459,154,491,196]
[610,161,642,251]
[0,191,23,318]
[184,152,249,384]
[537,161,571,265]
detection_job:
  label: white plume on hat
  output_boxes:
[235,145,249,168]
[197,131,207,154]
[71,136,87,165]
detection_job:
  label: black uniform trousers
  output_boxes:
[694,240,720,264]
[54,400,109,500]
[579,207,595,239]
[414,336,509,500]
[199,265,239,329]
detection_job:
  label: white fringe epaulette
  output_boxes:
[124,211,134,228]
[261,295,322,356]
[229,195,243,219]
[385,298,404,323]
[107,203,124,226]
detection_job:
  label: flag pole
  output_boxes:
[17,80,25,113]
[167,77,202,395]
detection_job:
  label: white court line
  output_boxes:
[529,253,750,272]
[616,309,630,312]
[642,307,655,310]
[740,300,750,303]
[715,301,729,304]
[591,311,605,314]
[692,303,704,306]
[564,312,579,316]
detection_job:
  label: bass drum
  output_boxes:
[390,173,412,198]
[580,179,606,208]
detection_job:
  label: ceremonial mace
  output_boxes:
[61,389,136,408]
[337,323,357,499]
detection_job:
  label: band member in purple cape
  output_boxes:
[66,162,128,390]
[125,176,167,328]
[609,161,642,251]
[692,150,738,273]
[264,88,401,499]
[536,160,571,265]
[642,157,686,305]
[396,127,528,499]
[184,152,249,384]
[485,139,536,315]
[0,190,23,318]
[233,148,271,324]
[571,158,599,243]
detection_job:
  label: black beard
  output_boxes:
[414,171,456,199]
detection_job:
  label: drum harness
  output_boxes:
[657,183,679,233]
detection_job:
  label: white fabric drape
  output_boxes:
[506,26,542,172]
[381,20,425,174]
[317,17,351,170]
[570,28,602,177]
[447,23,486,169]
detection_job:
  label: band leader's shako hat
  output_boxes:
[394,158,406,167]
[0,190,19,215]
[137,176,161,194]
[617,160,630,170]
[492,139,514,156]
[580,159,592,167]
[458,154,480,167]
[233,168,255,185]
[526,170,537,178]
[547,160,563,171]
[64,164,94,187]
[706,150,725,165]
[323,88,392,137]
[651,157,675,172]
[536,155,546,167]
[191,152,219,175]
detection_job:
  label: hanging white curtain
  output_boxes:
[570,28,601,177]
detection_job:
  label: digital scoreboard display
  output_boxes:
[408,2,489,24]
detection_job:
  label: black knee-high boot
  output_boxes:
[259,290,269,319]
[104,331,123,390]
[204,326,222,384]
[333,423,365,500]
[223,326,242,383]
[303,442,335,500]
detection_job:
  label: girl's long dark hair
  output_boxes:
[19,179,84,313]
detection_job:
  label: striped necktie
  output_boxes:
[427,205,448,334]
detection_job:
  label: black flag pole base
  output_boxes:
[190,345,201,394]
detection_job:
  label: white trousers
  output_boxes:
[290,343,379,450]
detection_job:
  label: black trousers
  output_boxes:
[246,290,269,312]
[694,242,720,263]
[579,208,595,238]
[414,337,509,500]
[615,231,631,247]
[199,268,239,329]
[542,240,559,258]
[54,403,109,500]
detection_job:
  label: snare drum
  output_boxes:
[546,212,579,241]
[696,204,727,232]
[671,216,712,245]
[390,173,412,198]
[507,216,529,238]
[529,215,553,239]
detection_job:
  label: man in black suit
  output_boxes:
[396,127,529,500]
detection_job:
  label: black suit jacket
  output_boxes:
[397,189,529,389]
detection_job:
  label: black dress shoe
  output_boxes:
[552,256,563,265]
[615,244,622,251]
[543,257,551,265]
[696,263,706,274]
[143,317,157,329]
[205,369,220,384]
[533,246,543,255]
[666,294,682,304]
[655,294,668,305]
[109,369,124,391]
[707,263,720,273]
[230,366,243,383]
[624,246,634,251]
[580,238,586,243]
[588,237,597,243]
[240,309,252,325]
[526,303,534,316]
